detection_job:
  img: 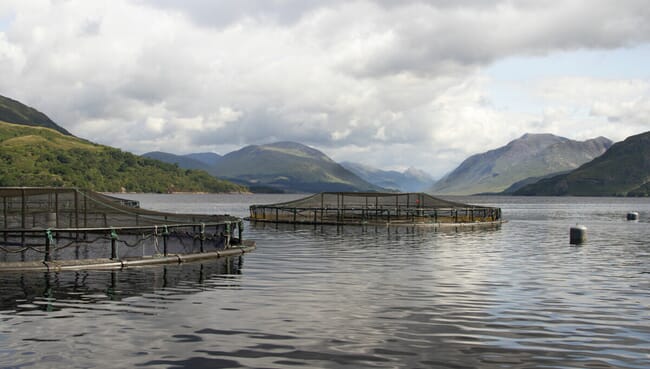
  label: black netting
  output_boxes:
[249,192,501,225]
[0,187,245,265]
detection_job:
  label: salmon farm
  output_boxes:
[248,192,502,227]
[0,187,255,271]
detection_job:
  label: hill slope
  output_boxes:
[0,121,245,193]
[0,95,72,136]
[514,131,650,196]
[430,133,612,195]
[142,151,212,171]
[185,152,222,166]
[209,141,383,193]
[341,162,434,192]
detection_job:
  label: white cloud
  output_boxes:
[533,77,650,141]
[0,0,649,177]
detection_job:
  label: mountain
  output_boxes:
[341,162,434,192]
[514,131,650,196]
[142,151,212,171]
[0,95,245,193]
[429,133,613,195]
[500,170,572,194]
[185,152,222,166]
[209,141,383,193]
[0,95,72,136]
[0,121,246,192]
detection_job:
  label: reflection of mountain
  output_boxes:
[0,257,243,312]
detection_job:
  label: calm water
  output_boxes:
[0,194,649,369]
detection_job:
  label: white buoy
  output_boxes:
[570,225,587,244]
[627,212,639,221]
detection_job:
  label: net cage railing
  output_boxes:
[0,187,245,263]
[249,192,502,225]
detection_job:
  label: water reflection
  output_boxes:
[0,257,243,314]
[1,195,649,369]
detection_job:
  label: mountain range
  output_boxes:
[340,162,435,192]
[205,142,382,193]
[2,93,647,196]
[514,130,650,196]
[430,133,613,195]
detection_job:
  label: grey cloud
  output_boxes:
[136,0,650,79]
[135,0,332,28]
[2,0,649,177]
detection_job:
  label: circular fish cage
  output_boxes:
[249,192,502,228]
[0,187,254,271]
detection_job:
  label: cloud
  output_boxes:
[0,0,649,177]
[534,77,650,140]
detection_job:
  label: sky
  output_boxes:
[0,0,649,178]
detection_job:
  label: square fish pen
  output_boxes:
[249,192,502,226]
[0,187,253,270]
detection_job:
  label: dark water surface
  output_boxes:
[1,195,649,369]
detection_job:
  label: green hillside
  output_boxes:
[0,121,246,193]
[143,151,212,171]
[0,95,72,136]
[514,131,650,196]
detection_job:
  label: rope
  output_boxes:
[45,228,55,245]
[152,225,160,255]
[0,245,34,253]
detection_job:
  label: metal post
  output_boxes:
[74,190,79,236]
[2,196,6,244]
[21,188,26,229]
[162,225,169,256]
[110,228,118,260]
[200,223,205,252]
[44,231,52,262]
[55,190,59,228]
[83,191,88,229]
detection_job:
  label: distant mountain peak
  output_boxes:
[430,133,612,195]
[341,162,434,192]
[210,142,380,193]
[514,130,649,196]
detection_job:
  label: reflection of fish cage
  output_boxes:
[0,187,255,271]
[249,192,502,227]
[0,257,243,312]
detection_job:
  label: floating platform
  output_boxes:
[248,192,502,227]
[0,240,255,272]
[0,187,255,271]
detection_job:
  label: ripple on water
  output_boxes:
[0,195,649,368]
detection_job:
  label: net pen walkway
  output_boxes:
[0,187,254,271]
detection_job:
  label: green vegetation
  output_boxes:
[514,131,650,196]
[0,95,71,135]
[0,121,246,193]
